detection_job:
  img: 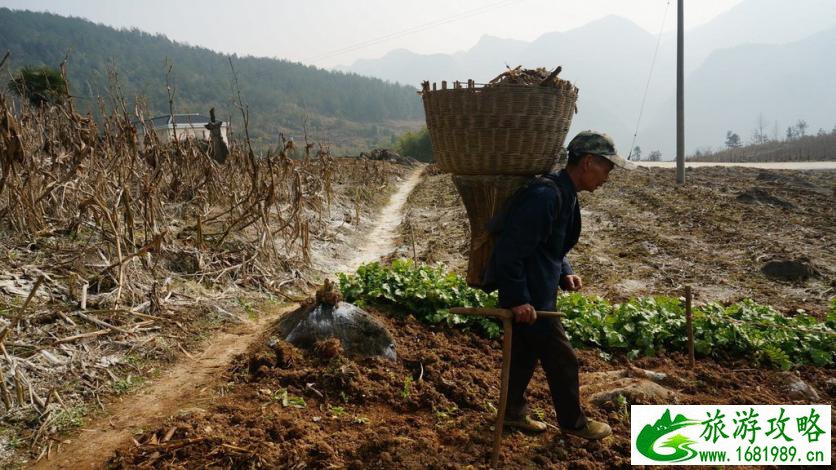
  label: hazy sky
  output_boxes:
[0,0,744,68]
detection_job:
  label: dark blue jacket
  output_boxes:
[483,170,580,311]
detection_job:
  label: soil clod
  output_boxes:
[761,258,817,282]
[736,187,795,208]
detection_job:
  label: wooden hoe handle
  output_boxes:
[448,307,564,320]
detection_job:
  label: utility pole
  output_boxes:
[676,0,685,183]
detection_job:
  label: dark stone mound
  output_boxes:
[761,259,816,282]
[736,187,794,209]
[274,300,397,361]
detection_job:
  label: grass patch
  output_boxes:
[401,376,413,399]
[54,405,87,432]
[0,429,24,450]
[113,374,144,394]
[237,297,258,321]
[122,353,147,368]
[328,405,346,417]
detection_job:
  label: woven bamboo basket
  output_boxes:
[422,80,578,175]
[453,174,531,287]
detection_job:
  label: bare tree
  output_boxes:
[796,119,808,137]
[753,113,767,144]
[646,150,662,162]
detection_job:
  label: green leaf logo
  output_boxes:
[636,409,701,462]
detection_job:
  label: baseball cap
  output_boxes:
[567,130,636,170]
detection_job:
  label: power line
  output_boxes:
[627,0,671,161]
[304,0,526,65]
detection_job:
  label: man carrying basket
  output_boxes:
[483,130,635,440]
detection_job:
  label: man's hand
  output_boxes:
[511,303,537,325]
[561,274,583,291]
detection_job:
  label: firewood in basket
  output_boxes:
[540,66,562,86]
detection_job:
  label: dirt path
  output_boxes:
[32,306,291,470]
[342,166,424,272]
[31,168,427,469]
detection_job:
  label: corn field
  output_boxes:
[0,82,401,458]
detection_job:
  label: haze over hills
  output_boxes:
[684,0,836,68]
[0,8,424,153]
[642,27,836,158]
[343,0,836,157]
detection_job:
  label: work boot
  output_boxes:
[503,415,547,434]
[562,420,612,440]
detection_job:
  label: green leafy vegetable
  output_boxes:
[338,259,500,337]
[339,260,835,369]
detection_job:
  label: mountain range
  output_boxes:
[342,0,836,157]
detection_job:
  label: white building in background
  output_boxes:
[147,114,229,145]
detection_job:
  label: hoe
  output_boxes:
[449,307,564,468]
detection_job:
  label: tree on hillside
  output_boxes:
[7,65,68,106]
[646,150,662,162]
[796,119,808,137]
[786,126,797,141]
[395,128,433,163]
[691,146,713,159]
[630,146,641,161]
[725,131,741,149]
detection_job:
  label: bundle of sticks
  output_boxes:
[486,65,564,87]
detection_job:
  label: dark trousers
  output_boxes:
[505,317,587,430]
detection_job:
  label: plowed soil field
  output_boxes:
[111,305,834,469]
[391,166,835,316]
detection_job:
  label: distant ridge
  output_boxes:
[688,128,836,163]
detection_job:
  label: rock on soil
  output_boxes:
[582,369,678,409]
[825,377,836,396]
[778,372,821,401]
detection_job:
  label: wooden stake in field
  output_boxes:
[685,285,695,368]
[449,307,564,467]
